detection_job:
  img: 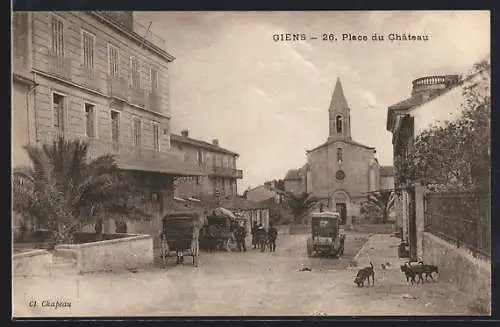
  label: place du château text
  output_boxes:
[272,33,430,42]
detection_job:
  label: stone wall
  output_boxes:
[13,249,52,277]
[55,234,153,274]
[422,232,491,314]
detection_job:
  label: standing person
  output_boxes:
[235,223,247,252]
[268,223,278,252]
[251,222,258,249]
[257,224,267,252]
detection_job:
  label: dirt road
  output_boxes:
[13,232,475,317]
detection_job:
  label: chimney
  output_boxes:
[212,139,219,146]
[181,130,189,138]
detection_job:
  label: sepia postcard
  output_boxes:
[12,10,491,318]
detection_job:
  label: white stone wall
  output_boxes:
[13,250,52,277]
[55,234,153,274]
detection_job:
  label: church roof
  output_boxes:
[284,169,302,180]
[380,165,394,177]
[329,77,350,111]
[307,139,375,153]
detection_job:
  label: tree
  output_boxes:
[12,136,150,246]
[284,192,319,224]
[397,57,490,192]
[361,190,395,224]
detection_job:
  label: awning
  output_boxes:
[212,207,236,219]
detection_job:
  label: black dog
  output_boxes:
[418,262,439,281]
[400,263,419,284]
[354,262,374,287]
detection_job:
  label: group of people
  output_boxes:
[250,222,278,252]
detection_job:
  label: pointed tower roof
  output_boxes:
[329,77,350,112]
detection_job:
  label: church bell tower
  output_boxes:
[328,77,352,141]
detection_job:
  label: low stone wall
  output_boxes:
[13,249,52,277]
[422,232,491,314]
[55,234,154,274]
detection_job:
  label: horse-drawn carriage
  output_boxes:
[160,211,203,267]
[199,207,241,252]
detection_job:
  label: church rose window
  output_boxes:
[335,170,346,180]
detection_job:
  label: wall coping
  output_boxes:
[55,234,152,250]
[423,231,491,271]
[13,249,50,259]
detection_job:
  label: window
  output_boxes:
[111,111,120,144]
[197,149,203,165]
[133,118,142,147]
[81,30,95,69]
[150,67,159,93]
[152,123,159,151]
[107,44,119,77]
[52,93,65,132]
[130,57,141,88]
[84,103,95,138]
[336,115,343,133]
[337,148,343,164]
[51,16,64,56]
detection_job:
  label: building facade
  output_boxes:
[170,129,243,200]
[301,78,384,227]
[283,165,308,196]
[12,11,203,239]
[386,72,477,257]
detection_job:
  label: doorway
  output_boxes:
[336,203,347,225]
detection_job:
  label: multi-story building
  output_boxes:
[170,129,243,201]
[386,72,477,257]
[12,11,203,238]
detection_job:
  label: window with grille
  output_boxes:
[82,31,95,69]
[153,123,159,151]
[51,16,64,56]
[130,57,141,88]
[52,93,65,132]
[108,44,119,77]
[85,103,95,138]
[337,148,343,164]
[133,118,142,147]
[111,111,120,144]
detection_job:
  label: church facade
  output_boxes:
[287,78,388,227]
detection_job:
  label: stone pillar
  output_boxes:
[401,191,409,243]
[414,184,425,260]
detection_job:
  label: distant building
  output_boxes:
[170,129,243,200]
[379,166,395,191]
[290,78,392,227]
[283,165,308,195]
[245,181,286,204]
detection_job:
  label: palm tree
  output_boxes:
[12,136,149,246]
[284,192,319,224]
[362,190,395,224]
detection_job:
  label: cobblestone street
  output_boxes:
[13,232,476,317]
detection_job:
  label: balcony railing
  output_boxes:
[130,87,146,107]
[36,130,194,175]
[148,93,162,112]
[77,65,103,91]
[107,76,129,100]
[47,51,72,81]
[211,167,243,179]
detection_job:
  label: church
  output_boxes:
[284,78,392,227]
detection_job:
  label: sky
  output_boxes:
[135,11,490,192]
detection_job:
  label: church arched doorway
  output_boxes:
[332,190,350,225]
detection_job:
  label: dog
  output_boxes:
[417,262,439,281]
[400,263,419,284]
[354,262,375,287]
[401,261,436,284]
